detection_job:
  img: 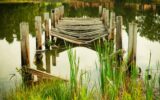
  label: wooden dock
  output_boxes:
[19,5,138,82]
[51,17,108,45]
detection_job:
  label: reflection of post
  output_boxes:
[128,22,137,66]
[116,16,123,65]
[44,12,50,50]
[20,22,32,84]
[46,51,51,73]
[52,49,56,66]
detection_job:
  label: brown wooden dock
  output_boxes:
[51,17,108,45]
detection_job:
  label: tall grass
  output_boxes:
[5,40,160,100]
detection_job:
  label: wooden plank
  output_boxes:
[50,31,85,44]
[50,31,108,44]
[62,17,100,20]
[52,28,105,37]
[58,20,102,26]
[27,68,68,81]
[56,25,104,31]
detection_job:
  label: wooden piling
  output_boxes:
[116,16,123,65]
[20,22,30,67]
[35,16,42,50]
[44,12,50,50]
[105,9,109,28]
[128,22,137,65]
[61,5,64,17]
[51,9,56,28]
[99,5,102,17]
[102,8,106,23]
[108,11,115,40]
[20,22,32,85]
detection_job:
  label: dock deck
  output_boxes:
[51,17,108,45]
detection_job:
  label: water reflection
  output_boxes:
[32,47,99,88]
[137,10,160,42]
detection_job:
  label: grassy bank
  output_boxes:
[4,40,160,100]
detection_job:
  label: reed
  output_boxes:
[5,40,160,100]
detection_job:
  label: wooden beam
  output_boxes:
[27,68,68,81]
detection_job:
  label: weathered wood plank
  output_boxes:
[56,25,104,31]
[27,68,68,81]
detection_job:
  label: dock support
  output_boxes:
[128,22,137,66]
[20,22,30,67]
[99,5,102,17]
[105,9,109,28]
[20,22,32,85]
[108,11,115,40]
[44,12,50,50]
[102,8,106,23]
[35,16,42,50]
[35,16,43,61]
[116,16,123,66]
[51,9,56,28]
[61,6,64,17]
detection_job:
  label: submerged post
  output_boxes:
[35,16,42,50]
[44,12,50,50]
[116,16,123,65]
[108,11,115,40]
[20,22,30,67]
[128,22,137,66]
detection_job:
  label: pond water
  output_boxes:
[0,3,160,96]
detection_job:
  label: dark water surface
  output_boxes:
[0,3,160,95]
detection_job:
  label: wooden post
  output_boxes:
[108,11,115,40]
[128,22,137,65]
[44,12,50,50]
[105,9,109,28]
[20,22,30,67]
[35,16,42,50]
[101,8,106,23]
[51,9,55,28]
[62,5,64,17]
[54,8,57,24]
[59,7,62,20]
[99,5,102,17]
[20,22,32,85]
[116,16,123,65]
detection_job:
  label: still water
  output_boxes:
[0,3,160,95]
